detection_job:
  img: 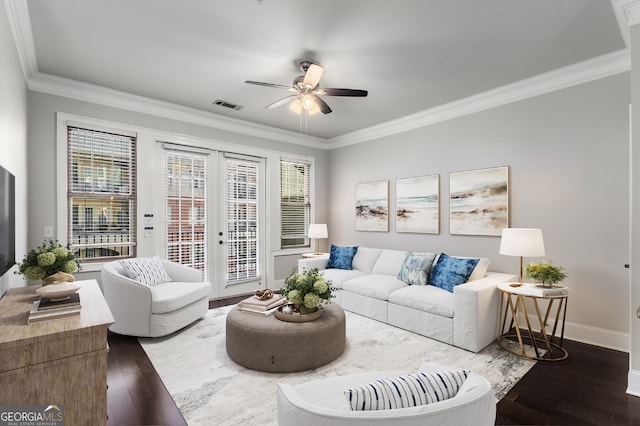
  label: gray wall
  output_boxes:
[0,5,28,295]
[26,91,330,288]
[329,73,630,349]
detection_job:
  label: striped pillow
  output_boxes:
[120,256,172,286]
[344,370,468,411]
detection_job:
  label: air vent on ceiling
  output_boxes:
[213,99,243,110]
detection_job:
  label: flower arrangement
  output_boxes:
[525,260,567,288]
[16,240,80,282]
[282,268,336,314]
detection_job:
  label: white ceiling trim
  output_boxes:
[329,49,630,149]
[27,71,328,149]
[5,0,632,151]
[612,0,640,46]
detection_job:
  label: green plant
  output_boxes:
[282,268,336,314]
[16,240,80,281]
[525,261,567,287]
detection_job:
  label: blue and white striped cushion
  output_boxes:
[344,370,468,411]
[120,256,172,286]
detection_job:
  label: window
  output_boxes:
[67,127,136,261]
[165,150,207,275]
[280,159,310,248]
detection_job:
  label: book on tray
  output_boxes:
[238,293,286,314]
[517,284,569,297]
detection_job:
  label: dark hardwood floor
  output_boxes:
[107,298,640,425]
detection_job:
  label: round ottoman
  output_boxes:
[226,303,346,372]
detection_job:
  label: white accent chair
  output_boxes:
[277,362,496,426]
[101,259,211,337]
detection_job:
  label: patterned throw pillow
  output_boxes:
[326,245,359,270]
[428,253,479,292]
[344,370,469,411]
[397,251,436,286]
[120,256,172,286]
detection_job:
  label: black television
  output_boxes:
[0,165,15,277]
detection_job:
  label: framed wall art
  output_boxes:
[355,180,389,232]
[396,174,439,234]
[449,166,509,236]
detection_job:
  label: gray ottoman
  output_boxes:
[226,303,346,372]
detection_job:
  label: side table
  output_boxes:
[302,252,329,259]
[497,282,569,361]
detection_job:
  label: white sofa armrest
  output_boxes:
[298,257,329,273]
[453,272,517,352]
[101,264,154,336]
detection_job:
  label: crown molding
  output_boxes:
[27,72,327,149]
[612,0,640,46]
[4,0,37,80]
[329,49,630,149]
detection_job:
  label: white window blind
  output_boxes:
[165,151,207,276]
[225,157,259,283]
[280,160,310,248]
[67,126,136,261]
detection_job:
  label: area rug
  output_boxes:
[140,306,535,426]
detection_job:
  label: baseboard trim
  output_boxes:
[518,313,629,352]
[627,369,640,397]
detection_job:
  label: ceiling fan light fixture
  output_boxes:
[302,94,315,109]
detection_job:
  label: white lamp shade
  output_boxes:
[499,228,545,257]
[308,224,328,239]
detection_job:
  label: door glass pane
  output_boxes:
[165,151,207,276]
[225,158,259,283]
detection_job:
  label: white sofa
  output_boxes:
[101,259,211,337]
[277,362,496,426]
[299,247,515,353]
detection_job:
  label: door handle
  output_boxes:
[637,306,640,318]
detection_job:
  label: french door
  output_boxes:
[163,145,265,299]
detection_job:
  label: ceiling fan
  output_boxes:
[245,61,368,115]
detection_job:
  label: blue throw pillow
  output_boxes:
[397,251,436,286]
[428,253,479,292]
[326,245,358,270]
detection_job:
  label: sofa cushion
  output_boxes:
[151,281,211,314]
[120,256,172,286]
[326,245,359,270]
[428,253,479,292]
[319,268,367,288]
[351,247,383,274]
[371,249,406,276]
[344,369,469,411]
[342,274,407,301]
[387,285,454,318]
[397,252,437,286]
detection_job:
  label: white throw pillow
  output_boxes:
[120,256,172,286]
[344,369,468,411]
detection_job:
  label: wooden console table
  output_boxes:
[0,279,114,425]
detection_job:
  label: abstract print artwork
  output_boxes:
[355,180,389,232]
[449,166,509,236]
[396,175,439,234]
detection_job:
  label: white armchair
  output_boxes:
[101,258,211,337]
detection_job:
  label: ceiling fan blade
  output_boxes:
[312,95,332,114]
[303,64,323,89]
[265,95,298,109]
[245,80,294,91]
[315,88,368,97]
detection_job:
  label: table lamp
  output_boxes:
[499,228,545,287]
[308,224,328,255]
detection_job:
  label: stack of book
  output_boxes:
[238,293,286,316]
[28,293,82,324]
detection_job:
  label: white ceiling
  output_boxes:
[13,1,629,141]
